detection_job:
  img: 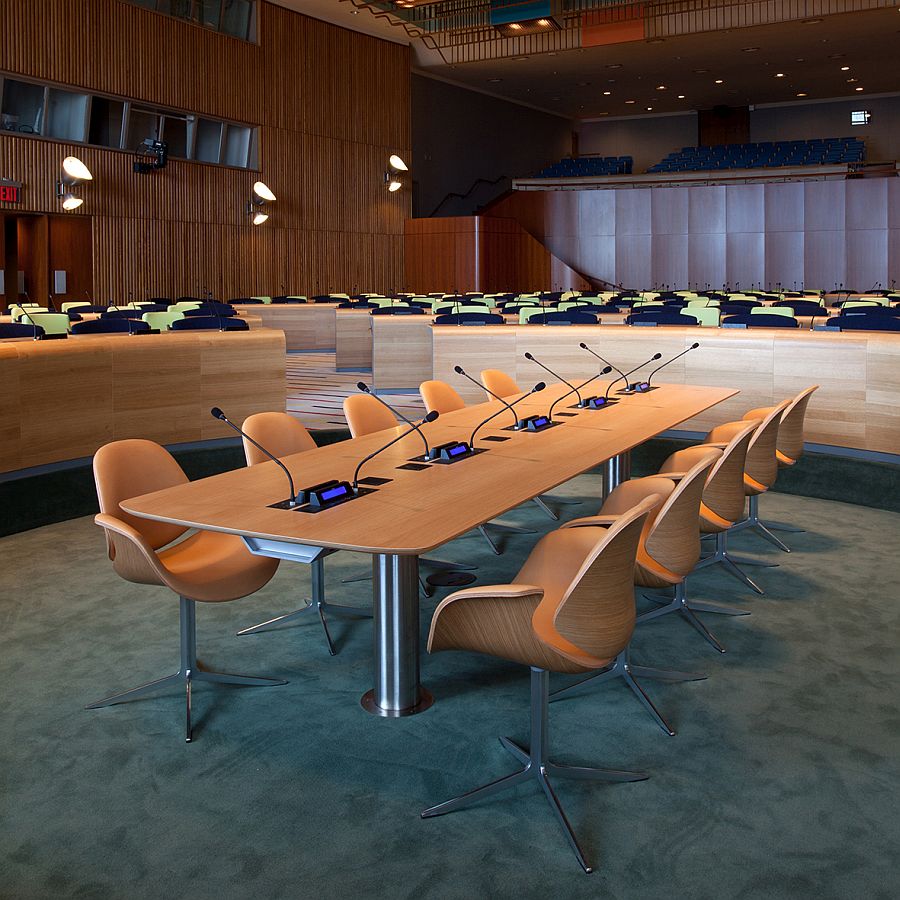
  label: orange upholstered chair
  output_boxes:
[89,439,284,742]
[422,496,659,873]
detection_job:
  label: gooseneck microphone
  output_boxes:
[548,366,612,419]
[211,407,299,507]
[357,381,435,460]
[454,365,522,429]
[579,342,627,384]
[470,383,545,446]
[524,351,582,406]
[605,353,663,399]
[643,342,700,389]
[353,410,439,490]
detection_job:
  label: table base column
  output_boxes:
[602,451,632,499]
[360,553,434,717]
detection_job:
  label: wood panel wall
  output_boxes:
[0,0,410,302]
[490,178,900,291]
[404,215,591,293]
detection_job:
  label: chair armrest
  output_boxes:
[559,515,618,529]
[95,513,168,587]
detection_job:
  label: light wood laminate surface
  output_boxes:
[430,324,900,455]
[371,315,434,391]
[121,382,736,556]
[335,309,374,369]
[0,329,286,473]
[231,304,340,351]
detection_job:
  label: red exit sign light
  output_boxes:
[0,184,21,203]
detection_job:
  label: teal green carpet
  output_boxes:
[1,478,898,899]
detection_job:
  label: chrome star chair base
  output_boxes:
[726,494,792,552]
[635,581,750,654]
[550,648,706,736]
[695,531,770,595]
[87,597,286,742]
[422,668,647,874]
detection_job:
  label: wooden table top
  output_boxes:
[122,382,736,555]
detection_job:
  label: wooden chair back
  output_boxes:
[342,394,396,437]
[241,412,316,466]
[420,380,466,414]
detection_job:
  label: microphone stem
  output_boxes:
[470,392,534,446]
[362,387,431,458]
[456,368,519,427]
[218,414,297,506]
[353,419,428,489]
[548,371,603,419]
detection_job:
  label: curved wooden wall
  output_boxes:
[0,0,410,301]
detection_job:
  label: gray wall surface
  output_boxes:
[578,113,699,174]
[411,74,573,218]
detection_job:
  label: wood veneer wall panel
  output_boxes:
[0,0,411,299]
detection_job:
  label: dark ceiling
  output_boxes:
[415,8,899,120]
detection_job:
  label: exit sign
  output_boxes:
[0,183,21,203]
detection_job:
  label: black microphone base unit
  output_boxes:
[410,440,482,464]
[567,395,619,409]
[268,479,377,514]
[616,381,655,394]
[502,414,557,432]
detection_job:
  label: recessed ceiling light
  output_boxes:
[646,106,653,111]
[508,22,522,30]
[841,65,850,71]
[606,63,622,69]
[603,91,611,96]
[656,84,667,90]
[847,77,858,83]
[694,68,708,74]
[487,77,502,83]
[715,79,724,84]
[625,99,635,104]
[796,92,808,97]
[775,73,785,77]
[856,86,864,91]
[677,94,685,99]
[536,18,549,26]
[796,58,805,62]
[741,47,760,52]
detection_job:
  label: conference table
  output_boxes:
[121,380,737,718]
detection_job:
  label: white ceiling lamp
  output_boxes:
[385,154,410,193]
[247,179,276,224]
[56,156,93,211]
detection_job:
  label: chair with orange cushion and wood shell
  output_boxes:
[551,452,721,733]
[235,411,372,656]
[735,385,819,538]
[694,399,793,563]
[656,418,762,596]
[421,495,659,874]
[89,439,285,742]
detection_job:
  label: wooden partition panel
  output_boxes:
[490,179,899,290]
[0,329,286,472]
[429,325,900,454]
[404,215,590,293]
[0,0,410,300]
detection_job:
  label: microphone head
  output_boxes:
[424,410,439,423]
[601,365,612,374]
[453,365,464,374]
[356,381,370,393]
[578,342,588,349]
[210,407,225,420]
[532,381,546,393]
[691,342,700,349]
[524,352,534,360]
[652,353,663,360]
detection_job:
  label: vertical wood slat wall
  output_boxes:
[0,0,411,300]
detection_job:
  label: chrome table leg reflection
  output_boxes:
[602,451,631,500]
[361,553,434,717]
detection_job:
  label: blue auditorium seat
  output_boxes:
[71,318,151,335]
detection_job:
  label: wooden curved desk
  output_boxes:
[121,382,736,718]
[0,329,287,473]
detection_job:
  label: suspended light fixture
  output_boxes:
[247,180,276,224]
[385,154,410,192]
[56,155,93,211]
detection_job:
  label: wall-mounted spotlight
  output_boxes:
[385,155,409,193]
[247,180,276,225]
[56,156,92,211]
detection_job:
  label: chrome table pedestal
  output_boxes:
[360,553,434,717]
